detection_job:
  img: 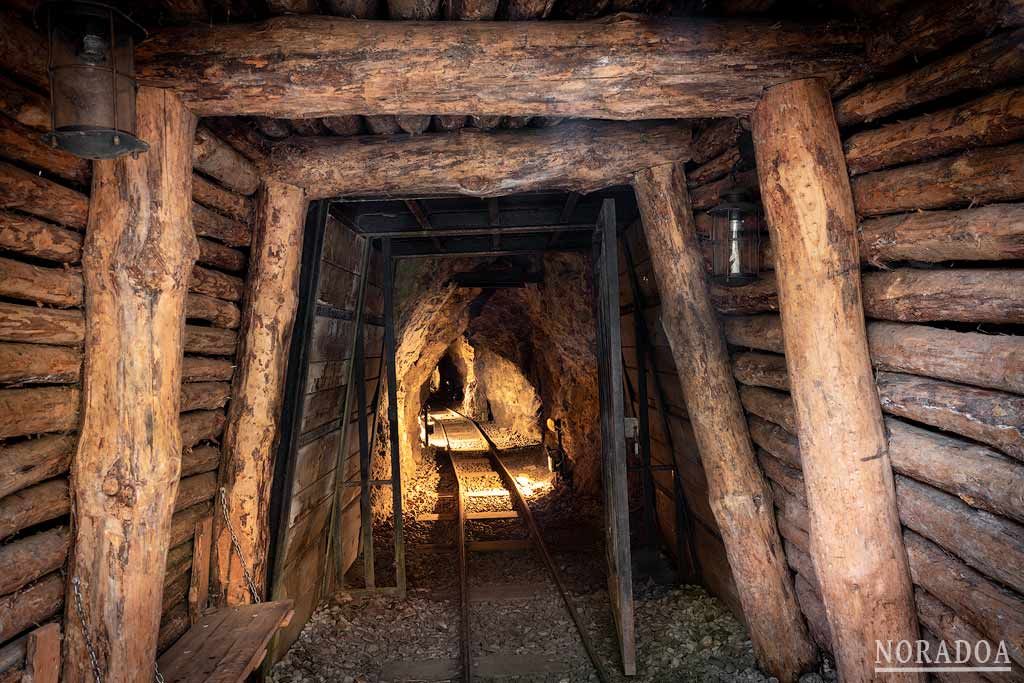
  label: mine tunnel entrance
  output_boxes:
[265,188,707,682]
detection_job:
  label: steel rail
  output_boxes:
[450,410,612,683]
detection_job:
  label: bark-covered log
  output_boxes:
[262,121,691,199]
[136,15,864,119]
[169,502,213,549]
[866,0,1024,68]
[633,162,815,682]
[215,179,306,606]
[190,265,245,302]
[728,316,1024,395]
[197,238,246,274]
[903,530,1024,667]
[691,118,744,165]
[180,381,231,412]
[65,88,198,683]
[193,201,252,247]
[752,78,919,683]
[859,203,1024,265]
[182,356,235,383]
[0,386,79,439]
[690,169,758,211]
[756,450,806,506]
[0,436,74,501]
[193,127,260,196]
[0,342,80,384]
[844,87,1024,175]
[745,384,1024,524]
[862,268,1024,324]
[709,274,777,315]
[192,175,252,223]
[793,575,832,654]
[878,371,1024,461]
[836,28,1024,128]
[180,410,226,449]
[0,526,70,596]
[913,589,1014,676]
[433,115,467,132]
[895,476,1024,596]
[388,0,441,18]
[0,73,49,131]
[0,573,63,645]
[181,446,221,478]
[0,113,91,185]
[184,325,238,356]
[852,143,1024,216]
[364,115,403,135]
[186,293,242,329]
[868,321,1024,395]
[687,147,742,187]
[0,161,89,230]
[395,115,432,135]
[161,573,192,616]
[0,479,69,542]
[0,210,83,264]
[0,256,81,307]
[0,11,47,90]
[157,602,190,654]
[732,351,788,391]
[174,473,219,513]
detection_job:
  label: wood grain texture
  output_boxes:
[193,126,260,196]
[633,162,815,682]
[215,179,307,606]
[262,121,691,199]
[64,88,198,683]
[752,78,920,683]
[136,15,863,119]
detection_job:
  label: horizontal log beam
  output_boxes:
[262,121,691,198]
[136,15,864,119]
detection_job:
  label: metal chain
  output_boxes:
[154,663,165,683]
[218,487,262,603]
[71,577,104,683]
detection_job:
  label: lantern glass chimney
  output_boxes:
[37,1,148,160]
[708,190,762,287]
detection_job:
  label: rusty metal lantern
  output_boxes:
[36,1,148,159]
[708,190,763,287]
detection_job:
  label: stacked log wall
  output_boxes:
[0,37,257,675]
[695,26,1024,673]
[268,215,385,662]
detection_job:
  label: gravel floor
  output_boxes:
[271,420,836,683]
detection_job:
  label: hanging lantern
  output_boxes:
[708,190,763,287]
[36,1,148,160]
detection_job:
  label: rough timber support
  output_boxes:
[64,87,198,683]
[751,78,921,683]
[214,179,308,606]
[631,162,816,682]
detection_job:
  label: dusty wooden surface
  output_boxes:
[136,15,863,119]
[261,121,691,199]
[752,78,920,683]
[633,162,815,682]
[215,180,307,606]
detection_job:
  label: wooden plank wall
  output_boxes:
[684,28,1024,669]
[269,216,385,660]
[0,15,256,674]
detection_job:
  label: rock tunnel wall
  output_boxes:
[633,26,1024,668]
[0,36,259,673]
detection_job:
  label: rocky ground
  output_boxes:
[270,421,836,683]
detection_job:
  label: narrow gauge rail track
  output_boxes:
[431,408,611,683]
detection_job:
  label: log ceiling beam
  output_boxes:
[260,121,692,199]
[135,15,865,119]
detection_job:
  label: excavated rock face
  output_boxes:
[371,251,601,516]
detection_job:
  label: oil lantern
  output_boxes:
[708,190,763,286]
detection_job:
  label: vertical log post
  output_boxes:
[65,87,198,682]
[751,78,921,682]
[632,162,816,682]
[214,179,307,605]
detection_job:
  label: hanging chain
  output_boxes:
[71,577,104,683]
[219,487,262,603]
[154,663,165,683]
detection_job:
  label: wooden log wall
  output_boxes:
[267,215,385,663]
[0,52,258,676]
[685,24,1024,677]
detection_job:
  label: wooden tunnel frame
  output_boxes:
[68,16,919,683]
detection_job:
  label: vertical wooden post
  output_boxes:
[215,178,307,606]
[632,162,816,682]
[26,623,61,683]
[65,87,198,683]
[751,78,920,682]
[188,516,213,623]
[381,238,407,595]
